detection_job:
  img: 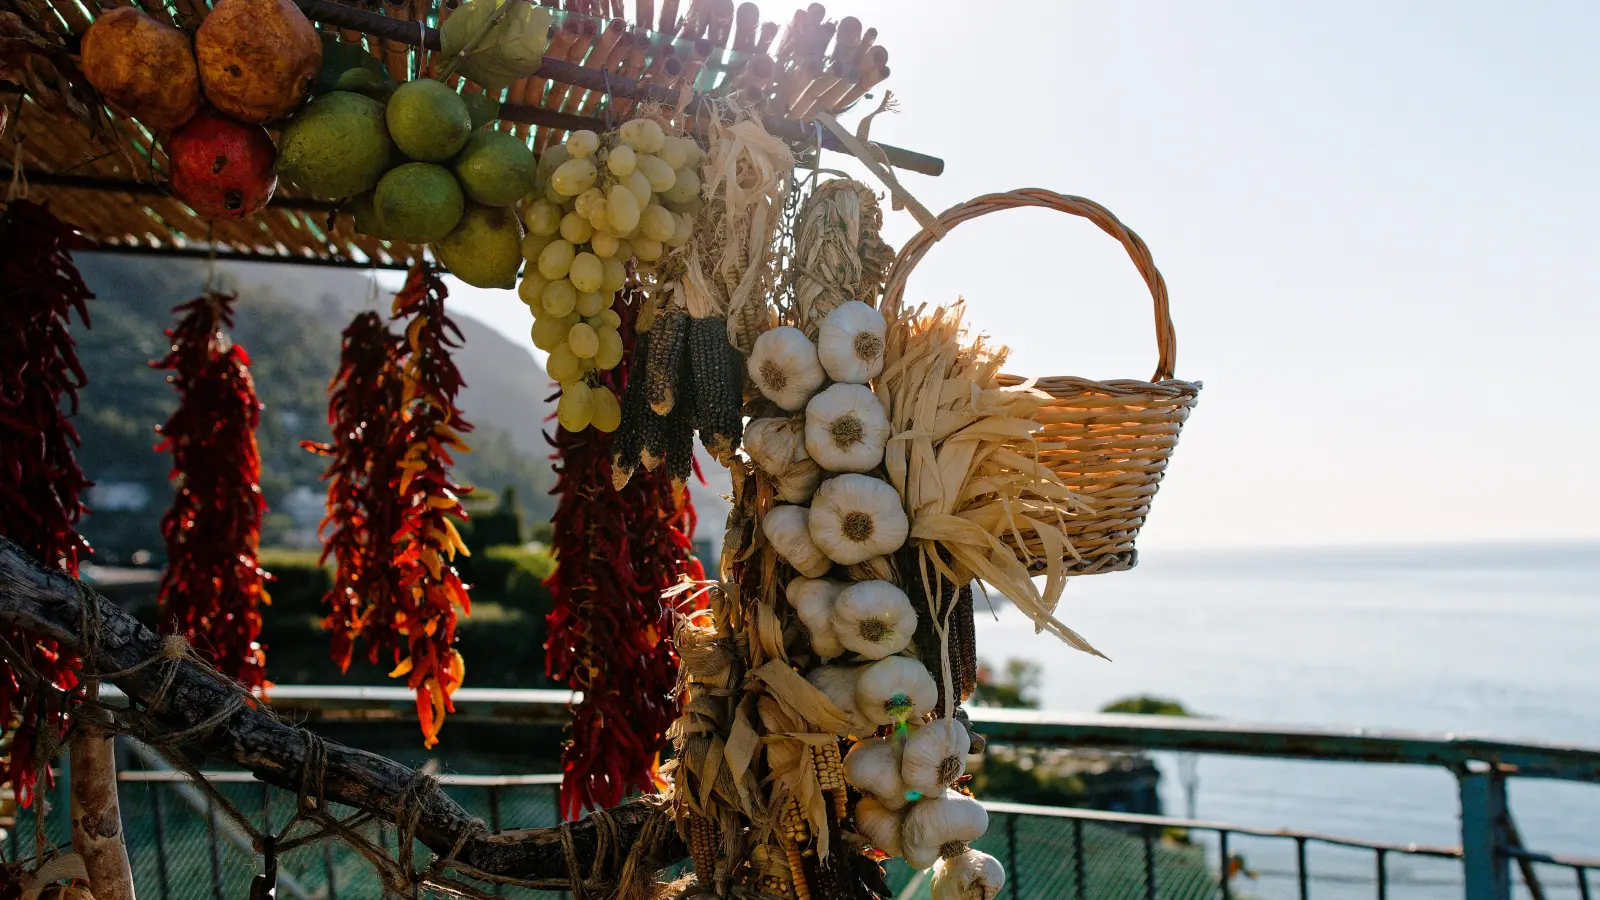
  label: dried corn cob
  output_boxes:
[750,842,791,896]
[814,740,848,824]
[952,583,977,702]
[689,814,718,885]
[611,328,654,490]
[780,791,808,844]
[665,355,696,492]
[646,303,689,415]
[639,406,668,472]
[688,315,744,463]
[812,854,853,899]
[780,831,810,900]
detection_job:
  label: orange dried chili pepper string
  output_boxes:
[385,263,473,748]
[150,289,272,690]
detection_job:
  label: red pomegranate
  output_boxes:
[167,109,278,219]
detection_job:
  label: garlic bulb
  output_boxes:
[843,734,909,810]
[903,838,943,871]
[788,577,846,659]
[902,789,989,867]
[809,474,909,565]
[748,326,826,411]
[901,717,969,795]
[806,665,876,737]
[744,416,823,503]
[817,300,887,384]
[832,580,916,659]
[804,384,891,473]
[931,848,1006,900]
[856,656,937,726]
[763,504,831,577]
[854,796,905,857]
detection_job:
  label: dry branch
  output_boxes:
[0,535,685,888]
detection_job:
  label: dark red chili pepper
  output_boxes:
[0,200,94,806]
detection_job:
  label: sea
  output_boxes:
[973,542,1600,899]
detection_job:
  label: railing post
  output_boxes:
[1004,813,1020,900]
[1459,765,1511,900]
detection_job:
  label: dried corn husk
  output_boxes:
[786,178,894,337]
[878,302,1103,676]
[678,99,794,355]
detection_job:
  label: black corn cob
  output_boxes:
[611,328,654,490]
[899,545,965,717]
[646,303,689,415]
[952,583,977,702]
[639,407,668,471]
[665,353,696,492]
[688,315,744,463]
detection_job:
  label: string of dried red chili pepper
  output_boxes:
[545,288,705,819]
[384,264,472,748]
[301,311,405,673]
[150,289,272,690]
[0,200,93,806]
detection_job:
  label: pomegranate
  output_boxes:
[167,109,278,219]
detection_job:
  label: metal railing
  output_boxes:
[31,686,1600,899]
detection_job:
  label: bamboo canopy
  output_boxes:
[1,0,938,268]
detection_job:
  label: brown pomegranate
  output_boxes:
[79,6,201,133]
[195,0,321,124]
[167,109,278,219]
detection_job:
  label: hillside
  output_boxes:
[70,253,558,562]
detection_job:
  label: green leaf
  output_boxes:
[438,0,553,93]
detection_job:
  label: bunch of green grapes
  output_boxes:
[518,117,704,433]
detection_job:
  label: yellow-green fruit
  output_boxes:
[590,231,620,258]
[540,278,577,317]
[601,257,627,293]
[641,203,676,242]
[523,199,562,236]
[606,185,641,236]
[543,180,566,205]
[599,308,622,329]
[559,211,594,244]
[276,91,394,199]
[632,236,662,262]
[386,79,471,162]
[565,129,599,158]
[546,343,581,384]
[574,187,603,219]
[531,314,568,352]
[606,143,637,177]
[536,143,569,180]
[375,162,463,242]
[594,326,624,370]
[667,211,693,248]
[521,231,554,262]
[619,117,665,153]
[551,157,597,196]
[567,321,599,359]
[434,204,523,289]
[556,381,594,431]
[657,136,691,170]
[537,238,575,280]
[575,289,607,317]
[590,384,621,432]
[586,201,611,232]
[350,191,389,238]
[636,153,676,193]
[623,169,652,208]
[663,166,699,206]
[452,130,533,205]
[517,271,550,306]
[569,252,603,293]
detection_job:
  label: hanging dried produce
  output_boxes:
[151,289,272,690]
[301,312,404,673]
[384,264,473,749]
[0,200,93,806]
[545,293,704,819]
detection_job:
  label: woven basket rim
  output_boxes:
[997,373,1203,400]
[882,189,1181,384]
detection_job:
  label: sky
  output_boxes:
[427,0,1600,551]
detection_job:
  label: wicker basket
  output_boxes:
[881,189,1201,576]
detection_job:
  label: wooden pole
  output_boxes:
[70,684,136,900]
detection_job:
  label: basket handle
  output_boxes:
[880,189,1178,382]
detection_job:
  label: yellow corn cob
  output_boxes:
[779,832,810,900]
[781,792,808,844]
[814,741,848,823]
[689,814,717,885]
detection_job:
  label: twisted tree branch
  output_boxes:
[0,535,685,887]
